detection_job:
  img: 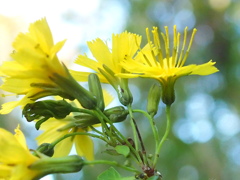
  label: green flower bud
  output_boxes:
[104,106,129,123]
[23,99,73,130]
[161,79,176,106]
[36,143,54,157]
[30,155,84,180]
[147,83,161,116]
[88,73,105,111]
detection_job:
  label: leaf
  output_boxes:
[102,148,120,156]
[97,167,121,180]
[115,145,130,157]
[148,175,162,180]
[121,176,135,180]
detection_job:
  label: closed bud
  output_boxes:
[161,80,175,106]
[36,143,54,157]
[147,83,161,117]
[104,106,129,123]
[88,73,105,111]
[118,78,133,106]
[23,100,73,130]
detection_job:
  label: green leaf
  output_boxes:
[102,148,120,156]
[148,175,162,180]
[121,177,135,180]
[115,145,130,157]
[97,167,121,180]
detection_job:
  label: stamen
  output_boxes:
[164,26,170,68]
[146,28,158,67]
[175,33,180,67]
[172,25,177,68]
[177,27,188,67]
[137,29,152,66]
[180,28,197,67]
[152,27,162,67]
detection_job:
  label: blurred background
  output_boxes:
[0,0,240,179]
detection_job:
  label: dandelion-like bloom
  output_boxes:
[0,18,74,114]
[0,126,40,179]
[71,32,142,105]
[71,32,141,82]
[36,90,113,161]
[118,26,219,105]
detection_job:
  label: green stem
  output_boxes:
[89,125,105,136]
[127,105,139,153]
[83,160,140,173]
[50,132,106,148]
[153,105,171,167]
[95,108,143,164]
[132,109,159,163]
[93,109,115,142]
[128,105,149,166]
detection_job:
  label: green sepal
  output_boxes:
[117,78,133,106]
[98,65,119,90]
[88,73,105,111]
[104,106,128,123]
[147,83,161,117]
[36,143,54,157]
[50,64,97,109]
[161,78,176,106]
[30,83,75,101]
[30,155,84,180]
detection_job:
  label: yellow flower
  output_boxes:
[71,32,141,83]
[0,125,39,180]
[71,32,142,105]
[0,18,73,114]
[0,126,84,179]
[118,26,219,105]
[36,90,113,161]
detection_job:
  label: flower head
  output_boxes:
[118,26,219,105]
[0,125,84,179]
[71,32,141,83]
[71,32,142,105]
[0,125,40,179]
[0,18,79,114]
[36,90,113,160]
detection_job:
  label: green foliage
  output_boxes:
[97,167,134,180]
[115,145,130,157]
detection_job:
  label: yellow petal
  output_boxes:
[14,125,28,150]
[0,128,34,164]
[75,133,94,161]
[75,55,99,72]
[0,164,11,178]
[70,70,91,82]
[28,18,53,53]
[53,138,73,157]
[190,60,219,75]
[87,38,112,66]
[103,89,114,106]
[0,95,34,114]
[36,119,74,157]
